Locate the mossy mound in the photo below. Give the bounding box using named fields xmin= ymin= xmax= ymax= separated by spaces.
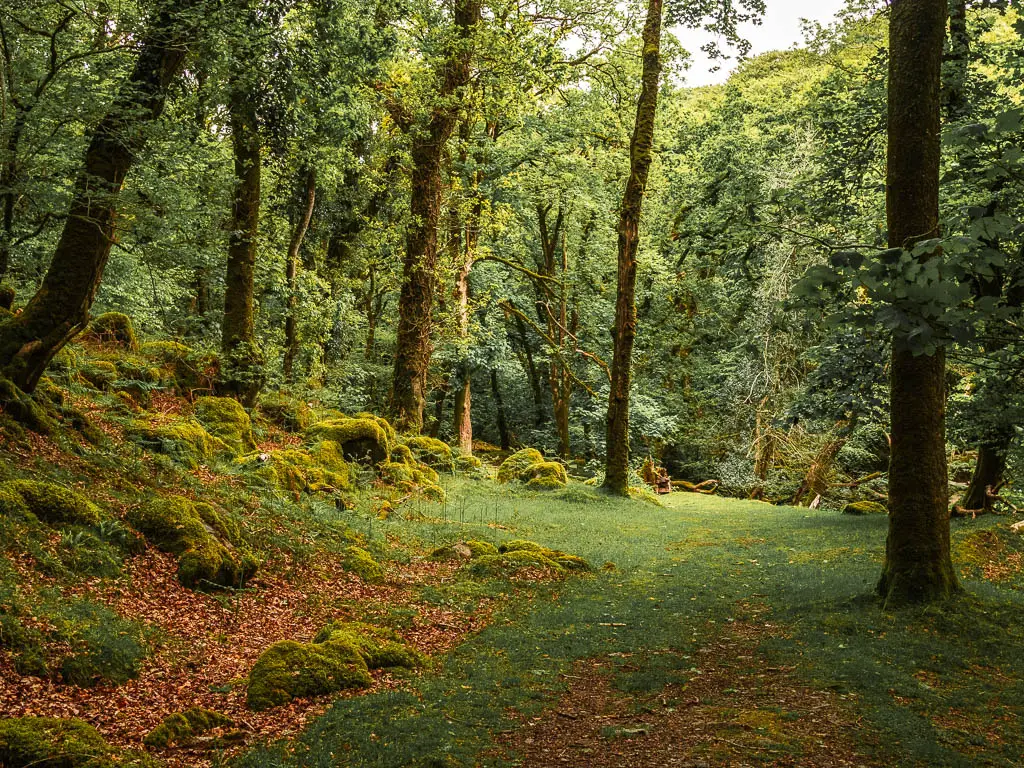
xmin=341 ymin=546 xmax=384 ymax=582
xmin=0 ymin=378 xmax=55 ymax=434
xmin=193 ymin=396 xmax=255 ymax=453
xmin=236 ymin=442 xmax=352 ymax=494
xmin=454 ymin=452 xmax=486 ymax=477
xmin=143 ymin=708 xmax=234 ymax=749
xmin=430 ymin=539 xmax=498 ymax=561
xmin=523 ymin=461 xmax=568 ymax=490
xmin=496 ymin=448 xmax=544 ymax=484
xmin=0 ymin=480 xmax=103 ymax=526
xmin=0 ymin=717 xmax=156 ymax=768
xmin=403 ymin=436 xmax=455 ymax=473
xmin=306 ymin=416 xmax=393 ymax=465
xmin=79 ymin=360 xmax=119 ymax=391
xmin=130 ymin=418 xmax=229 ymax=468
xmin=83 ymin=312 xmax=138 ymax=352
xmin=497 ymin=540 xmax=591 ymax=572
xmin=843 ymin=501 xmax=888 ymax=515
xmin=353 ymin=412 xmax=397 ymax=444
xmin=126 ymin=495 xmax=258 ymax=590
xmin=258 ymin=392 xmax=314 ymax=432
xmin=468 ymin=549 xmax=566 ymax=577
xmin=247 ymin=621 xmax=422 ymax=710
xmin=139 ymin=341 xmax=219 ymax=394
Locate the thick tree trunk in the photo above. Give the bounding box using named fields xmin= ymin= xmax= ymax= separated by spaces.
xmin=283 ymin=167 xmax=316 ymax=382
xmin=0 ymin=4 xmax=195 ymax=392
xmin=220 ymin=81 xmax=264 ymax=406
xmin=603 ymin=0 xmax=662 ymax=495
xmin=390 ymin=0 xmax=479 ymax=432
xmin=878 ymin=0 xmax=959 ymax=605
xmin=490 ymin=368 xmax=511 ymax=451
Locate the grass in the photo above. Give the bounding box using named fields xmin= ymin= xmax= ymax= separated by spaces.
xmin=235 ymin=480 xmax=1024 ymax=768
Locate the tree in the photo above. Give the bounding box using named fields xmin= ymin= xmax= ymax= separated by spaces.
xmin=877 ymin=0 xmax=959 ymax=605
xmin=0 ymin=0 xmax=199 ymax=392
xmin=603 ymin=0 xmax=663 ymax=495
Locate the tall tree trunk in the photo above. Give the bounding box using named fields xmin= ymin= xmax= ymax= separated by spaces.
xmin=0 ymin=113 xmax=26 ymax=281
xmin=878 ymin=0 xmax=959 ymax=605
xmin=943 ymin=0 xmax=970 ymax=122
xmin=603 ymin=0 xmax=662 ymax=495
xmin=490 ymin=368 xmax=510 ymax=451
xmin=960 ymin=443 xmax=1007 ymax=512
xmin=283 ymin=167 xmax=316 ymax=382
xmin=220 ymin=80 xmax=264 ymax=406
xmin=390 ymin=0 xmax=479 ymax=432
xmin=0 ymin=2 xmax=196 ymax=392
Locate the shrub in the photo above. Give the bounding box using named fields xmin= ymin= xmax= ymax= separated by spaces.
xmin=52 ymin=601 xmax=147 ymax=687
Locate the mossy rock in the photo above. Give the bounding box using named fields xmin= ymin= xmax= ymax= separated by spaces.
xmin=353 ymin=412 xmax=397 ymax=444
xmin=312 ymin=621 xmax=424 ymax=669
xmin=497 ymin=540 xmax=591 ymax=572
xmin=130 ymin=418 xmax=229 ymax=469
xmin=843 ymin=501 xmax=888 ymax=515
xmin=454 ymin=452 xmax=486 ymax=477
xmin=403 ymin=436 xmax=455 ymax=473
xmin=465 ymin=539 xmax=498 ymax=557
xmin=127 ymin=496 xmax=257 ymax=590
xmin=83 ymin=312 xmax=139 ymax=352
xmin=0 ymin=485 xmax=34 ymax=522
xmin=193 ymin=396 xmax=255 ymax=453
xmin=78 ymin=360 xmax=119 ymax=391
xmin=140 ymin=341 xmax=219 ymax=394
xmin=468 ymin=550 xmax=565 ymax=577
xmin=496 ymin=448 xmax=544 ymax=484
xmin=245 ymin=638 xmax=371 ymax=711
xmin=0 ymin=480 xmax=103 ymax=526
xmin=431 ymin=540 xmax=497 ymax=561
xmin=143 ymin=708 xmax=234 ymax=749
xmin=258 ymin=392 xmax=314 ymax=432
xmin=0 ymin=378 xmax=55 ymax=434
xmin=307 ymin=417 xmax=393 ymax=465
xmin=235 ymin=443 xmax=352 ymax=494
xmin=341 ymin=546 xmax=384 ymax=582
xmin=0 ymin=717 xmax=157 ymax=768
xmin=523 ymin=461 xmax=568 ymax=490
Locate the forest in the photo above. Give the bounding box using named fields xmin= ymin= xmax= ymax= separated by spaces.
xmin=0 ymin=0 xmax=1023 ymax=764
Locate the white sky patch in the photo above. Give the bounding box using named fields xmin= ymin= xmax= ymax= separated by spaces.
xmin=672 ymin=0 xmax=848 ymax=87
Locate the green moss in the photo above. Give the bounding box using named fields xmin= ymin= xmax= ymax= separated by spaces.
xmin=127 ymin=496 xmax=257 ymax=590
xmin=404 ymin=436 xmax=455 ymax=473
xmin=307 ymin=417 xmax=393 ymax=464
xmin=258 ymin=392 xmax=314 ymax=431
xmin=431 ymin=540 xmax=498 ymax=561
xmin=143 ymin=708 xmax=233 ymax=749
xmin=342 ymin=546 xmax=384 ymax=582
xmin=140 ymin=341 xmax=219 ymax=393
xmin=0 ymin=480 xmax=103 ymax=526
xmin=245 ymin=638 xmax=372 ymax=711
xmin=523 ymin=461 xmax=568 ymax=490
xmin=353 ymin=411 xmax=398 ymax=444
xmin=0 ymin=486 xmax=33 ymax=521
xmin=843 ymin=501 xmax=888 ymax=515
xmin=79 ymin=360 xmax=119 ymax=390
xmin=464 ymin=539 xmax=498 ymax=558
xmin=0 ymin=378 xmax=55 ymax=434
xmin=193 ymin=396 xmax=255 ymax=453
xmin=130 ymin=418 xmax=229 ymax=468
xmin=84 ymin=312 xmax=139 ymax=352
xmin=496 ymin=448 xmax=544 ymax=484
xmin=235 ymin=444 xmax=351 ymax=494
xmin=496 ymin=540 xmax=591 ymax=572
xmin=312 ymin=621 xmax=425 ymax=669
xmin=0 ymin=717 xmax=157 ymax=768
xmin=468 ymin=550 xmax=565 ymax=577
xmin=454 ymin=453 xmax=486 ymax=476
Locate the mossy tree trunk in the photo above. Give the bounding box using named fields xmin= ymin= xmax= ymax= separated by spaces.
xmin=220 ymin=77 xmax=264 ymax=406
xmin=877 ymin=0 xmax=959 ymax=606
xmin=283 ymin=167 xmax=317 ymax=383
xmin=0 ymin=2 xmax=197 ymax=392
xmin=390 ymin=0 xmax=479 ymax=432
xmin=490 ymin=368 xmax=511 ymax=451
xmin=603 ymin=0 xmax=662 ymax=496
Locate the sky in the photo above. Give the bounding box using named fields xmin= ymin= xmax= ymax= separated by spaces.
xmin=672 ymin=0 xmax=849 ymax=87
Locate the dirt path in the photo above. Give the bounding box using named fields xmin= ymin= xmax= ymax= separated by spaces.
xmin=502 ymin=602 xmax=879 ymax=767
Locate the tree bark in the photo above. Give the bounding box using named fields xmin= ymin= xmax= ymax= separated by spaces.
xmin=220 ymin=79 xmax=264 ymax=406
xmin=283 ymin=167 xmax=316 ymax=382
xmin=960 ymin=443 xmax=1007 ymax=512
xmin=878 ymin=0 xmax=959 ymax=605
xmin=0 ymin=2 xmax=196 ymax=392
xmin=490 ymin=368 xmax=511 ymax=450
xmin=942 ymin=0 xmax=970 ymax=122
xmin=390 ymin=0 xmax=479 ymax=432
xmin=603 ymin=0 xmax=662 ymax=495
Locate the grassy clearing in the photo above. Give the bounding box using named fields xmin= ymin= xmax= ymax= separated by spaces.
xmin=238 ymin=480 xmax=1024 ymax=768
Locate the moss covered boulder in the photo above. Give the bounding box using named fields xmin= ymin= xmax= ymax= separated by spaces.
xmin=79 ymin=360 xmax=119 ymax=391
xmin=496 ymin=448 xmax=544 ymax=483
xmin=193 ymin=396 xmax=255 ymax=453
xmin=341 ymin=546 xmax=384 ymax=582
xmin=127 ymin=496 xmax=258 ymax=589
xmin=431 ymin=539 xmax=498 ymax=561
xmin=0 ymin=378 xmax=55 ymax=434
xmin=130 ymin=418 xmax=229 ymax=468
xmin=0 ymin=480 xmax=103 ymax=526
xmin=140 ymin=341 xmax=219 ymax=393
xmin=306 ymin=416 xmax=393 ymax=464
xmin=143 ymin=708 xmax=235 ymax=749
xmin=496 ymin=449 xmax=567 ymax=489
xmin=469 ymin=539 xmax=591 ymax=578
xmin=258 ymin=392 xmax=314 ymax=432
xmin=843 ymin=500 xmax=888 ymax=515
xmin=246 ymin=622 xmax=422 ymax=710
xmin=0 ymin=717 xmax=156 ymax=768
xmin=83 ymin=312 xmax=139 ymax=351
xmin=403 ymin=436 xmax=455 ymax=473
xmin=236 ymin=442 xmax=352 ymax=494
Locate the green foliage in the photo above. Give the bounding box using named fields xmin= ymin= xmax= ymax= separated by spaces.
xmin=54 ymin=600 xmax=148 ymax=687
xmin=0 ymin=718 xmax=158 ymax=768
